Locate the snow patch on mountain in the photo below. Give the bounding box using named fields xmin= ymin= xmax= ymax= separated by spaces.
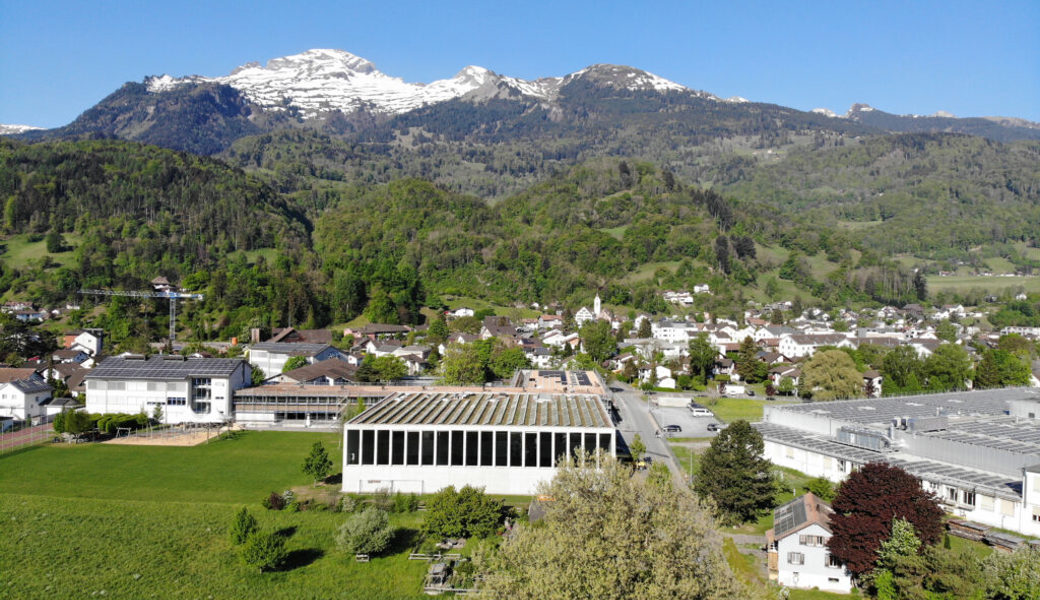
xmin=0 ymin=123 xmax=43 ymax=135
xmin=811 ymin=108 xmax=840 ymax=118
xmin=724 ymin=96 xmax=749 ymax=103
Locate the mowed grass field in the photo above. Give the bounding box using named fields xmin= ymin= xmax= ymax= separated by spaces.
xmin=927 ymin=275 xmax=1040 ymax=294
xmin=0 ymin=431 xmax=432 ymax=599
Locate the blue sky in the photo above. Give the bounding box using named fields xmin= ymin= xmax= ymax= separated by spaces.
xmin=2 ymin=0 xmax=1038 ymax=128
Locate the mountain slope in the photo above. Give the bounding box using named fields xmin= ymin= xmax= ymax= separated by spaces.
xmin=846 ymin=103 xmax=1040 ymax=143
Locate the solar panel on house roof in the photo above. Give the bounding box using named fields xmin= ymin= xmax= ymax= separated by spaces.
xmin=773 ymin=497 xmax=808 ymax=539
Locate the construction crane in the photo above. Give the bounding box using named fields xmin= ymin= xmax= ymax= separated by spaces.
xmin=78 ymin=288 xmax=204 ymax=343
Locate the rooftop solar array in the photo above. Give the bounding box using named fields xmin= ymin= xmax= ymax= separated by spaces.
xmin=771 ymin=388 xmax=1037 ymax=427
xmin=772 ymin=496 xmax=809 ymax=539
xmin=755 ymin=422 xmax=1023 ymax=500
xmin=87 ymin=356 xmax=247 ymax=380
xmin=349 ymin=392 xmax=613 ymax=429
xmin=923 ymin=416 xmax=1040 ymax=456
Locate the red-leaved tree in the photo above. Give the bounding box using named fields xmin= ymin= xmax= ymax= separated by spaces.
xmin=827 ymin=462 xmax=944 ymax=576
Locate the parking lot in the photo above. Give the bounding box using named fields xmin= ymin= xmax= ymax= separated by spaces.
xmin=649 ymin=406 xmax=721 ymax=438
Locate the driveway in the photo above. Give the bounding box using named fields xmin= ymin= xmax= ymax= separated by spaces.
xmin=608 ymin=382 xmax=683 ymax=479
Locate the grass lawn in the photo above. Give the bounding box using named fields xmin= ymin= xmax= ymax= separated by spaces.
xmin=621 ymin=260 xmax=682 ymax=284
xmin=0 ymin=431 xmax=447 ymax=599
xmin=0 ymin=232 xmax=82 ymax=270
xmin=927 ymin=275 xmax=1040 ymax=294
xmin=703 ymin=396 xmax=769 ymax=423
xmin=0 ymin=430 xmax=342 ymax=503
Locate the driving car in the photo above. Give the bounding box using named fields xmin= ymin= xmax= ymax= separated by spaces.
xmin=706 ymin=423 xmax=720 ymax=432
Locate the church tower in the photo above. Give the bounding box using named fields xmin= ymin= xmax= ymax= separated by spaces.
xmin=594 ymin=293 xmax=602 ymax=318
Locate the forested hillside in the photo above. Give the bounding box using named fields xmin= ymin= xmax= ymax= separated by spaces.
xmin=2 ymin=131 xmax=1034 ymax=347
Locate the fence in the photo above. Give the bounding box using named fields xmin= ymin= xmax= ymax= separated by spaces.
xmin=0 ymin=422 xmax=57 ymax=455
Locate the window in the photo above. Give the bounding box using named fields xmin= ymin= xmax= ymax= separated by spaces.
xmin=963 ymin=491 xmax=976 ymax=507
xmin=376 ymin=430 xmax=390 ymax=465
xmin=1032 ymin=506 xmax=1040 ymax=522
xmin=799 ymin=535 xmax=825 ymax=547
xmin=539 ymin=432 xmax=552 ymax=467
xmin=494 ymin=432 xmax=508 ymax=467
xmin=166 ymin=397 xmax=186 ymax=406
xmin=435 ymin=431 xmax=450 ymax=466
xmin=570 ymin=432 xmax=583 ymax=460
xmin=827 ymin=554 xmax=842 ymax=568
xmin=421 ymin=431 xmax=435 ymax=465
xmin=553 ymin=433 xmax=567 ymax=466
xmin=465 ymin=431 xmax=479 ymax=466
xmin=451 ymin=431 xmax=465 ymax=466
xmin=788 ymin=552 xmax=805 ymax=565
xmin=480 ymin=431 xmax=494 ymax=467
xmin=828 ymin=578 xmax=840 ymax=583
xmin=947 ymin=487 xmax=958 ymax=502
xmin=978 ymin=495 xmax=994 ymax=511
xmin=392 ymin=431 xmax=405 ymax=465
xmin=361 ymin=430 xmax=375 ymax=465
xmin=346 ymin=429 xmax=360 ymax=465
xmin=406 ymin=431 xmax=420 ymax=465
xmin=509 ymin=432 xmax=523 ymax=467
xmin=1001 ymin=499 xmax=1015 ymax=517
xmin=598 ymin=433 xmax=612 ymax=456
xmin=525 ymin=433 xmax=538 ymax=467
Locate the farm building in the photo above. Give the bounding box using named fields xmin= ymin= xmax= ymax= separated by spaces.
xmin=343 ymin=387 xmax=616 ymax=495
xmin=85 ymin=356 xmax=251 ymax=424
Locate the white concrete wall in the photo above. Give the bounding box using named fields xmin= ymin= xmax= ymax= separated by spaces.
xmin=85 ymin=367 xmax=247 ymax=424
xmin=343 ymin=464 xmax=560 ymax=495
xmin=776 ymin=523 xmax=852 ymax=593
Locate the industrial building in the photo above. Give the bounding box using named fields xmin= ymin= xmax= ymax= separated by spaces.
xmin=85 ymin=356 xmax=251 ymax=424
xmin=343 ymin=372 xmax=615 ymax=495
xmin=757 ymin=388 xmax=1040 ymax=538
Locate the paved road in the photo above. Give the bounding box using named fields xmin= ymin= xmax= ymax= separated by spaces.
xmin=609 ymin=382 xmax=684 ymax=479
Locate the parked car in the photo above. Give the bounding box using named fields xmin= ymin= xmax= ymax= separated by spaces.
xmin=663 ymin=424 xmax=682 ymax=433
xmin=746 ymin=390 xmax=756 ymax=397
xmin=706 ymin=423 xmax=720 ymax=432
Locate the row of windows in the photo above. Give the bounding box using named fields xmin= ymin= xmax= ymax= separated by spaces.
xmin=345 ymin=429 xmax=614 ymax=468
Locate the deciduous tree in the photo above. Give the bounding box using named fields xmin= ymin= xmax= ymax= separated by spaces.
xmin=478 ymin=455 xmax=749 ymax=600
xmin=800 ymin=349 xmax=863 ymax=401
xmin=336 ymin=508 xmax=395 ymax=555
xmin=827 ymin=463 xmax=943 ymax=576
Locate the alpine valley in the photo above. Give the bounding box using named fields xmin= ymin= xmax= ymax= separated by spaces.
xmin=2 ymin=48 xmax=1039 ymax=346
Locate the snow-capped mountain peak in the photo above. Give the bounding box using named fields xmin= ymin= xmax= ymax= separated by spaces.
xmin=140 ymin=49 xmax=697 ymax=118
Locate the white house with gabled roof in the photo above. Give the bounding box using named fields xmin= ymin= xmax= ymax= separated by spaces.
xmin=767 ymin=493 xmax=852 ymax=593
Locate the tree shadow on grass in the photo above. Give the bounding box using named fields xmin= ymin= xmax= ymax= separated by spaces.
xmin=280 ymin=548 xmax=324 ymax=571
xmin=274 ymin=526 xmax=297 ymax=538
xmin=323 ymin=472 xmax=342 ymax=485
xmin=387 ymin=527 xmax=423 ymax=555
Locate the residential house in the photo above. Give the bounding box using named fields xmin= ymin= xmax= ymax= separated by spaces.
xmin=248 ymin=342 xmax=348 ymax=379
xmin=480 ymin=316 xmax=517 ymax=342
xmin=270 ymin=358 xmax=359 ymax=385
xmin=0 ymin=370 xmax=53 ymax=423
xmin=766 ymin=493 xmax=852 ymax=593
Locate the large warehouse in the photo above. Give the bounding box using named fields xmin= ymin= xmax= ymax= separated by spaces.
xmin=342 ymin=387 xmax=616 ymax=495
xmin=85 ymin=356 xmax=252 ymax=424
xmin=757 ymin=388 xmax=1040 ymax=538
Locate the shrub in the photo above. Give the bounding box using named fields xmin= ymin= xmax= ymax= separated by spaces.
xmin=229 ymin=507 xmax=258 ymax=545
xmin=423 ymin=485 xmax=506 ymax=539
xmin=262 ymin=491 xmax=285 ymax=511
xmin=240 ymin=531 xmax=287 ymax=572
xmin=391 ymin=492 xmax=420 ymax=513
xmin=340 ymin=494 xmax=363 ymax=513
xmin=370 ymin=489 xmax=394 ymax=512
xmin=336 ymin=508 xmax=395 ymax=556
